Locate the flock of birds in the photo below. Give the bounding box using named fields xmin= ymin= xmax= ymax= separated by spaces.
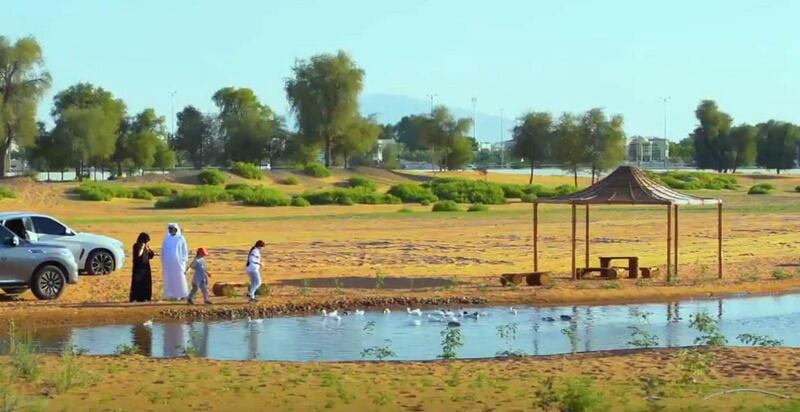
xmin=316 ymin=306 xmax=575 ymax=327
xmin=140 ymin=307 xmax=576 ymax=329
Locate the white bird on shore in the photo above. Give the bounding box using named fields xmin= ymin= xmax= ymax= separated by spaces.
xmin=383 ymin=308 xmax=391 ymax=315
xmin=464 ymin=312 xmax=480 ymax=320
xmin=247 ymin=317 xmax=263 ymax=324
xmin=407 ymin=307 xmax=423 ymax=316
xmin=143 ymin=320 xmax=153 ymax=327
xmin=355 ymin=309 xmax=365 ymax=316
xmin=427 ymin=314 xmax=444 ymax=323
xmin=322 ymin=309 xmax=339 ymax=318
xmin=411 ymin=319 xmax=422 ymax=326
xmin=509 ymin=307 xmax=518 ymax=315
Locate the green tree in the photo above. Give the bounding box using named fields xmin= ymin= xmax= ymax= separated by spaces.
xmin=418 ymin=106 xmax=473 ymax=171
xmin=580 ymin=108 xmax=625 ymax=183
xmin=173 ymin=105 xmax=213 ymax=169
xmin=381 ymin=142 xmax=401 ymax=169
xmin=394 ymin=115 xmax=427 ymax=152
xmin=727 ymin=124 xmax=758 ymax=173
xmin=153 ymin=139 xmax=177 ymax=172
xmin=669 ymin=137 xmax=694 ymax=164
xmin=756 ymin=121 xmax=800 ymax=174
xmin=553 ymin=113 xmax=588 ymax=186
xmin=212 ymin=87 xmax=278 ymax=164
xmin=0 ymin=36 xmax=51 ymax=178
xmin=512 ymin=111 xmax=553 ymax=184
xmin=285 ymin=50 xmax=364 ymax=167
xmin=690 ymin=100 xmax=733 ymax=172
xmin=335 ymin=115 xmax=381 ymax=168
xmin=51 ymin=83 xmax=126 ymax=179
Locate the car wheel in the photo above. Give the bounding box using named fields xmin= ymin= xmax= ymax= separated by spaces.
xmin=2 ymin=287 xmax=28 ymax=295
xmin=87 ymin=250 xmax=115 ymax=275
xmin=31 ymin=265 xmax=66 ymax=300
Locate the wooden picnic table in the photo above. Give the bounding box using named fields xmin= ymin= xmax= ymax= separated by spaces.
xmin=599 ymin=256 xmax=639 ymax=279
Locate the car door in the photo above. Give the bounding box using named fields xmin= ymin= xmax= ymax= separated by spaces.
xmin=1 ymin=218 xmax=36 ymax=241
xmin=0 ymin=226 xmax=29 ymax=283
xmin=30 ymin=216 xmax=82 ymax=261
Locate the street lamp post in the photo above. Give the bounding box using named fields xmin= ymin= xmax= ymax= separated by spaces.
xmin=499 ymin=108 xmax=504 ymax=169
xmin=471 ymin=97 xmax=477 ymax=140
xmin=663 ymin=96 xmax=670 ymax=168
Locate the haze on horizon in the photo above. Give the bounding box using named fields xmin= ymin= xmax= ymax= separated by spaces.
xmin=2 ymin=0 xmax=798 ymax=142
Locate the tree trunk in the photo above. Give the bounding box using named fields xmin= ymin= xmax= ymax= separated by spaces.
xmin=529 ymin=162 xmax=534 ymax=185
xmin=324 ymin=135 xmax=332 ymax=167
xmin=573 ymin=168 xmax=578 ymax=187
xmin=777 ymin=169 xmax=781 ymax=175
xmin=0 ymin=137 xmax=9 ymax=179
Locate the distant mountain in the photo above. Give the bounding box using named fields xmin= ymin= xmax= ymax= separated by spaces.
xmin=359 ymin=93 xmax=512 ymax=143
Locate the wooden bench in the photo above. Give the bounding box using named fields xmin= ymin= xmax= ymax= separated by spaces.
xmin=639 ymin=266 xmax=659 ymax=278
xmin=500 ymin=272 xmax=551 ymax=286
xmin=600 ymin=256 xmax=639 ymax=279
xmin=212 ymin=282 xmax=249 ymax=297
xmin=576 ymin=267 xmax=619 ymax=279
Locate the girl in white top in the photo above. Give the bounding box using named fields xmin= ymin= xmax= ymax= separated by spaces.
xmin=246 ymin=240 xmax=265 ymax=303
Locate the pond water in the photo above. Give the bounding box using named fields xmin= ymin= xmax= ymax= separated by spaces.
xmin=10 ymin=293 xmax=800 ymax=361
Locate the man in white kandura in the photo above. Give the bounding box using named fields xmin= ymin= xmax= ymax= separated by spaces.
xmin=161 ymin=223 xmax=189 ymax=300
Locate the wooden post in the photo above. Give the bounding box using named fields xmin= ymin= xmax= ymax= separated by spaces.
xmin=584 ymin=205 xmax=590 ymax=268
xmin=533 ymin=202 xmax=539 ymax=272
xmin=667 ymin=204 xmax=672 ymax=282
xmin=571 ymin=204 xmax=577 ymax=280
xmin=674 ymin=204 xmax=679 ymax=278
xmin=718 ymin=202 xmax=723 ymax=279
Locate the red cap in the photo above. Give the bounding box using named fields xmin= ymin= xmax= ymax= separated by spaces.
xmin=197 ymin=247 xmax=208 ymax=257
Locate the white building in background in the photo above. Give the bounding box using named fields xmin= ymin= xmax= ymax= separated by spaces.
xmin=627 ymin=136 xmax=669 ymax=164
xmin=372 ymin=138 xmax=396 ymax=163
xmin=477 ymin=141 xmax=493 ymax=151
xmin=490 ymin=140 xmax=513 ymax=152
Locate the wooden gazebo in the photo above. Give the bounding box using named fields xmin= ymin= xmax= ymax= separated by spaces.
xmin=533 ymin=166 xmax=723 ymax=281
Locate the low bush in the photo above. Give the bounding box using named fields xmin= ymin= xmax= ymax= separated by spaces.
xmin=131 ymin=189 xmax=154 ymax=200
xmin=198 ymin=169 xmax=225 ymax=185
xmin=467 ymin=203 xmax=489 ymax=212
xmin=748 ymin=183 xmax=774 ymax=195
xmin=521 ymin=193 xmax=537 ymax=203
xmin=301 ymin=189 xmax=353 ymax=205
xmin=155 ymin=186 xmax=231 ymax=209
xmin=387 ymin=183 xmax=438 ymax=203
xmin=432 ymin=200 xmax=461 ymax=212
xmin=500 ymin=184 xmax=525 ymax=199
xmin=383 ymin=194 xmax=402 ymax=204
xmin=0 ymin=185 xmax=17 ymax=199
xmin=301 ymin=187 xmax=399 ymax=205
xmin=75 ymin=182 xmax=134 ymax=201
xmin=346 ymin=176 xmax=377 ymax=191
xmin=141 ymin=185 xmax=175 ymax=197
xmin=230 ymin=162 xmax=263 ymax=180
xmin=795 ymin=185 xmax=800 ymax=193
xmin=428 ymin=178 xmax=505 ymax=204
xmin=291 ymin=196 xmax=310 ymax=207
xmin=224 ymin=183 xmax=252 ymax=191
xmin=280 ymin=175 xmax=300 ymax=185
xmin=649 ymin=171 xmax=738 ymax=190
xmin=397 ymin=207 xmax=413 ymax=213
xmin=420 ymin=199 xmax=431 ymax=206
xmin=303 ymin=163 xmax=331 ymax=178
xmin=241 ymin=187 xmax=291 ymax=207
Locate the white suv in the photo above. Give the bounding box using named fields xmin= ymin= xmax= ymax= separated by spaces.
xmin=0 ymin=212 xmax=125 ymax=275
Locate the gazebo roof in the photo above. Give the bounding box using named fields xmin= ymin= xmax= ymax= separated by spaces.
xmin=537 ymin=166 xmax=721 ymax=205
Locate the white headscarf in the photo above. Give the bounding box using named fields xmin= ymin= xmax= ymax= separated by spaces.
xmin=166 ymin=223 xmax=181 ymax=237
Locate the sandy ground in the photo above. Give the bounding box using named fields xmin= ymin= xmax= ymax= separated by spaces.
xmin=2 ymin=347 xmax=800 ymax=411
xmin=1 ymin=169 xmax=800 ymax=411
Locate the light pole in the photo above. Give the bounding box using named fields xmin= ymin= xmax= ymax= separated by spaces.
xmin=499 ymin=108 xmax=504 ymax=168
xmin=471 ymin=97 xmax=477 ymax=140
xmin=426 ymin=94 xmax=437 ymax=171
xmin=171 ymin=90 xmax=177 ymax=139
xmin=426 ymin=94 xmax=437 ymax=114
xmin=662 ymin=96 xmax=670 ymax=168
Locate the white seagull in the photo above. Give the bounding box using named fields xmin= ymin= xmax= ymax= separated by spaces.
xmin=407 ymin=307 xmax=423 ymax=316
xmin=509 ymin=307 xmax=518 ymax=315
xmin=247 ymin=316 xmax=263 ymax=324
xmin=322 ymin=309 xmax=339 ymax=318
xmin=355 ymin=309 xmax=365 ymax=316
xmin=142 ymin=319 xmax=153 ymax=327
xmin=383 ymin=308 xmax=391 ymax=315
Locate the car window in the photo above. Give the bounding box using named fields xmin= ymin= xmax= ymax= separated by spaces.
xmin=2 ymin=219 xmax=27 ymax=239
xmin=32 ymin=217 xmax=68 ymax=236
xmin=0 ymin=226 xmax=15 ymax=245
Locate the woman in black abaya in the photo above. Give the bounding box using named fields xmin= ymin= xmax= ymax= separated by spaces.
xmin=130 ymin=232 xmax=155 ymax=302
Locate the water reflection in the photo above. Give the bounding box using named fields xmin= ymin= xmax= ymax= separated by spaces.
xmin=10 ymin=293 xmax=800 ymax=362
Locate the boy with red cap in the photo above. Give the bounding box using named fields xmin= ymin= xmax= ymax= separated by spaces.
xmin=185 ymin=247 xmax=212 ymax=305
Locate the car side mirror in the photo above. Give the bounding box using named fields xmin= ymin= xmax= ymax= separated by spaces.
xmin=65 ymin=229 xmax=75 ymax=236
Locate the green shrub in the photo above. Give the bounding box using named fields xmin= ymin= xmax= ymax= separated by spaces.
xmin=131 ymin=189 xmax=154 ymax=200
xmin=753 ymin=182 xmax=775 ymax=190
xmin=155 ymin=186 xmax=231 ymax=209
xmin=554 ymin=184 xmax=578 ymax=196
xmin=198 ymin=169 xmax=225 ymax=185
xmin=141 ymin=185 xmax=175 ymax=197
xmin=467 ymin=203 xmax=489 ymax=212
xmin=651 ymin=171 xmax=739 ymax=191
xmin=383 ymin=194 xmax=402 ymax=204
xmin=748 ymin=184 xmax=773 ymax=195
xmin=280 ymin=175 xmax=300 ymax=185
xmin=387 ymin=183 xmax=438 ymax=203
xmin=432 ymin=200 xmax=461 ymax=212
xmin=0 ymin=185 xmax=17 ymax=199
xmin=303 ymin=163 xmax=331 ymax=178
xmin=291 ymin=196 xmax=310 ymax=207
xmin=521 ymin=193 xmax=538 ymax=203
xmin=230 ymin=162 xmax=263 ymax=180
xmin=241 ymin=187 xmax=291 ymax=207
xmin=795 ymin=185 xmax=800 ymax=193
xmin=224 ymin=183 xmax=252 ymax=191
xmin=429 ymin=178 xmax=505 ymax=204
xmin=301 ymin=187 xmax=401 ymax=205
xmin=346 ymin=176 xmax=377 ymax=191
xmin=301 ymin=189 xmax=353 ymax=205
xmin=420 ymin=199 xmax=431 ymax=206
xmin=397 ymin=207 xmax=413 ymax=213
xmin=558 ymin=378 xmax=606 ymax=412
xmin=500 ymin=184 xmax=525 ymax=198
xmin=74 ymin=184 xmax=112 ymax=201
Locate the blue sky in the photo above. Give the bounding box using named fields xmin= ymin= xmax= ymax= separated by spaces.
xmin=2 ymin=0 xmax=798 ymax=142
